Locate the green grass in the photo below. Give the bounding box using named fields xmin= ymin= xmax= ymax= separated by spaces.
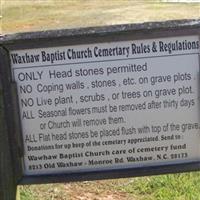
xmin=20 ymin=186 xmax=34 ymax=200
xmin=19 ymin=184 xmax=71 ymax=200
xmin=17 ymin=172 xmax=200 ymax=200
xmin=118 ymin=173 xmax=200 ymax=200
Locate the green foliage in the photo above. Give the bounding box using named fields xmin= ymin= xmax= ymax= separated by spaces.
xmin=19 ymin=173 xmax=200 ymax=199
xmin=118 ymin=172 xmax=200 ymax=200
xmin=20 ymin=186 xmax=34 ymax=200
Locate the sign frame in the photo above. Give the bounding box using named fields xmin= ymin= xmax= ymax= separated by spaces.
xmin=1 ymin=19 xmax=200 ymax=185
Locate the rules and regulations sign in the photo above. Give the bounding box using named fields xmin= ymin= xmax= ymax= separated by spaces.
xmin=10 ymin=34 xmax=200 ymax=176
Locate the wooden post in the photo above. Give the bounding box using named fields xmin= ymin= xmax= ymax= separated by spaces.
xmin=0 ymin=86 xmax=18 ymax=199
xmin=0 ymin=54 xmax=18 ymax=200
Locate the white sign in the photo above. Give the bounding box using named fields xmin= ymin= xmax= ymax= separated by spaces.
xmin=11 ymin=35 xmax=200 ymax=175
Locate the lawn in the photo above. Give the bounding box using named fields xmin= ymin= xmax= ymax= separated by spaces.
xmin=1 ymin=0 xmax=200 ymax=34
xmin=1 ymin=0 xmax=200 ymax=199
xmin=19 ymin=173 xmax=200 ymax=200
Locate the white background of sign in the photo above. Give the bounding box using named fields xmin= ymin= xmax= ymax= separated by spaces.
xmin=11 ymin=35 xmax=200 ymax=175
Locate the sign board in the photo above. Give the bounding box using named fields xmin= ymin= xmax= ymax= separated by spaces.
xmin=1 ymin=19 xmax=200 ymax=184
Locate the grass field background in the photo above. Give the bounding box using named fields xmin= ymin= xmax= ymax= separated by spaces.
xmin=1 ymin=0 xmax=200 ymax=199
xmin=19 ymin=173 xmax=200 ymax=200
xmin=2 ymin=0 xmax=200 ymax=34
